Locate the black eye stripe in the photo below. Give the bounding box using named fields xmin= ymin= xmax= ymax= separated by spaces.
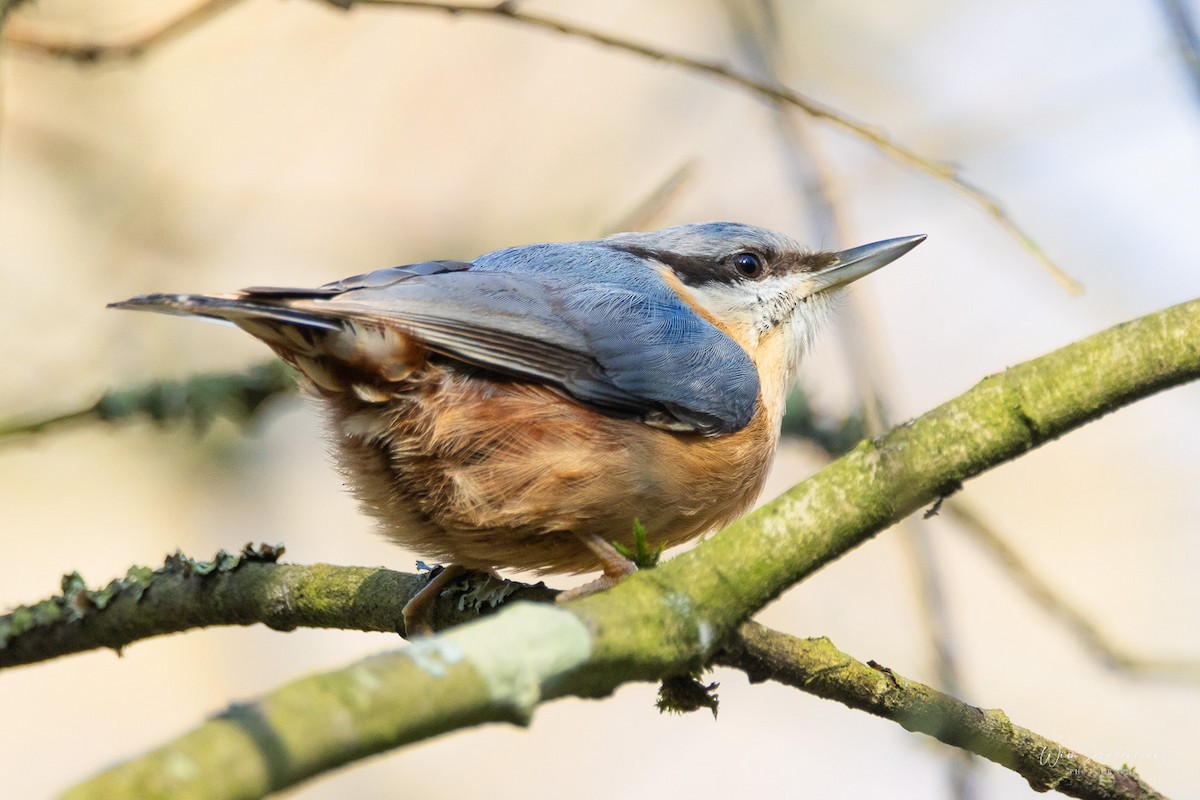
xmin=605 ymin=244 xmax=736 ymax=285
xmin=603 ymin=242 xmax=833 ymax=287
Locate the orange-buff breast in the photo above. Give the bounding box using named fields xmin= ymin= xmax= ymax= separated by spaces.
xmin=324 ymin=350 xmax=776 ymax=575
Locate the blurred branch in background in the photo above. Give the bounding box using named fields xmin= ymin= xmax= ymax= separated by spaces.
xmin=603 ymin=160 xmax=697 ymax=234
xmin=780 ymin=388 xmax=865 ymax=454
xmin=0 ymin=356 xmax=858 ymax=457
xmin=946 ymin=500 xmax=1200 ymax=684
xmin=1 ymin=0 xmax=1082 ymax=293
xmin=1158 ymin=0 xmax=1200 ymax=107
xmin=781 ymin=395 xmax=1200 ymax=690
xmin=724 ymin=4 xmax=977 ymax=795
xmin=721 ymin=0 xmax=845 ymax=245
xmin=0 ymin=361 xmax=296 ymax=446
xmin=0 ymin=0 xmax=31 ymax=26
xmin=1 ymin=0 xmax=242 ymax=61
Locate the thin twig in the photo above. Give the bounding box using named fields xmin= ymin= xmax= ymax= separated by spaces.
xmin=721 ymin=0 xmax=844 ymax=245
xmin=603 ymin=160 xmax=697 ymax=234
xmin=2 ymin=0 xmax=244 ymax=62
xmin=1158 ymin=0 xmax=1200 ymax=107
xmin=0 ymin=0 xmax=32 ymax=27
xmin=346 ymin=0 xmax=1082 ymax=294
xmin=5 ymin=0 xmax=1083 ymax=292
xmin=724 ymin=6 xmax=977 ymax=793
xmin=946 ymin=499 xmax=1200 ymax=684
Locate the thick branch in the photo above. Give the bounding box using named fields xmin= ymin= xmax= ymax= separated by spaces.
xmin=0 ymin=547 xmax=554 ymax=669
xmin=60 ymin=297 xmax=1200 ymax=797
xmin=716 ymin=623 xmax=1163 ymax=799
xmin=16 ymin=557 xmax=1168 ymax=800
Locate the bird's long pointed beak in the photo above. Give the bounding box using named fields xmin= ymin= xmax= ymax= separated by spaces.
xmin=810 ymin=234 xmax=926 ymax=293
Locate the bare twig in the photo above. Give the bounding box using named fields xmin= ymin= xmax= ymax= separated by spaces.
xmin=603 ymin=160 xmax=697 ymax=234
xmin=0 ymin=0 xmax=32 ymax=27
xmin=2 ymin=0 xmax=244 ymax=62
xmin=900 ymin=518 xmax=980 ymax=797
xmin=725 ymin=6 xmax=977 ymax=793
xmin=946 ymin=499 xmax=1200 ymax=684
xmin=344 ymin=0 xmax=1082 ymax=294
xmin=5 ymin=0 xmax=1082 ymax=291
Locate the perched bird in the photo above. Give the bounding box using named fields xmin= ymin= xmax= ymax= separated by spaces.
xmin=112 ymin=223 xmax=922 ymax=630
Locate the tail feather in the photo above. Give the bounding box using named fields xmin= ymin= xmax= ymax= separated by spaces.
xmin=108 ymin=293 xmax=342 ymax=331
xmin=110 ymin=292 xmax=421 ymax=396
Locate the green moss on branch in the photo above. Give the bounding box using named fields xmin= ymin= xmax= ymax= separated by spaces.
xmin=62 ymin=296 xmax=1200 ymax=798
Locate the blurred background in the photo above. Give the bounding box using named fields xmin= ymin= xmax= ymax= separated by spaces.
xmin=2 ymin=1 xmax=1199 ymax=797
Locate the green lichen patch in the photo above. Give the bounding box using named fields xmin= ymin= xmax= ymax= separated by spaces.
xmin=656 ymin=672 xmax=719 ymax=718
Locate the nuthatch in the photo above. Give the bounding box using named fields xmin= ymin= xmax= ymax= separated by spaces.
xmin=112 ymin=223 xmax=923 ymax=629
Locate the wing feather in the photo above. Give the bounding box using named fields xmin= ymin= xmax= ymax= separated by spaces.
xmin=301 ymin=266 xmax=759 ymax=433
xmin=117 ymin=252 xmax=761 ymax=434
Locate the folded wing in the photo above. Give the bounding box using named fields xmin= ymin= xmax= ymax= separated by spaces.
xmin=112 ymin=259 xmax=760 ymax=435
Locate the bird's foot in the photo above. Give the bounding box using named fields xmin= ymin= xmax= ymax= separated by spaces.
xmin=557 ymin=529 xmax=643 ymax=602
xmin=402 ymin=563 xmax=467 ymax=637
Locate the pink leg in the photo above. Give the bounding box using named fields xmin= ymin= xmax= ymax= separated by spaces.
xmin=557 ymin=533 xmax=637 ymax=602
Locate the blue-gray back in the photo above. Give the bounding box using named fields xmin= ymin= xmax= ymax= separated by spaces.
xmin=300 ymin=241 xmax=760 ymax=434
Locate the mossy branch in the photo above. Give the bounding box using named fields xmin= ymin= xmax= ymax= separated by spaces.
xmin=0 ymin=547 xmax=554 ymax=669
xmin=715 ymin=624 xmax=1163 ymax=799
xmin=18 ymin=555 xmax=1166 ymax=799
xmin=55 ymin=297 xmax=1200 ymax=798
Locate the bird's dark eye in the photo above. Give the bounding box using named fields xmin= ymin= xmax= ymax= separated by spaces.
xmin=731 ymin=252 xmax=764 ymax=279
